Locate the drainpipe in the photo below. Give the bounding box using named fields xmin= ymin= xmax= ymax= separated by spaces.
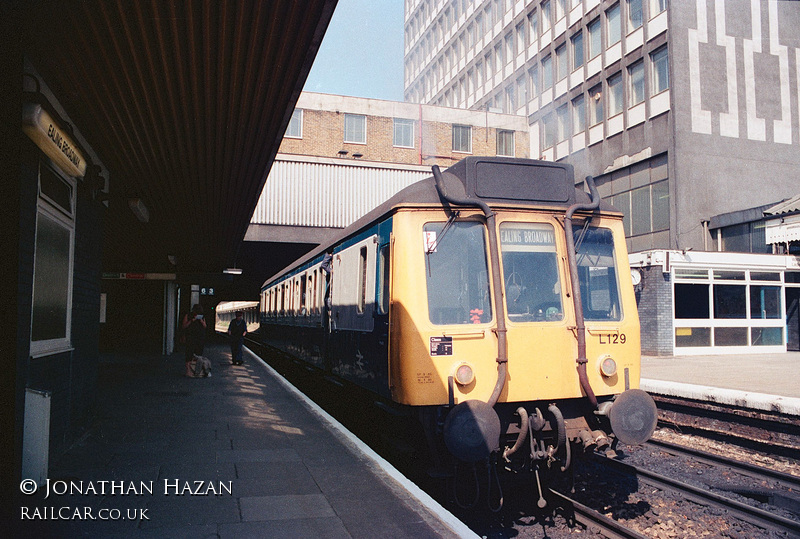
xmin=564 ymin=176 xmax=601 ymax=409
xmin=432 ymin=165 xmax=508 ymax=407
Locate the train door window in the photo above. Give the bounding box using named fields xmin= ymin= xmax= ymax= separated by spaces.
xmin=309 ymin=271 xmax=316 ymax=314
xmin=300 ymin=274 xmax=307 ymax=315
xmin=377 ymin=244 xmax=390 ymax=315
xmin=573 ymin=225 xmax=622 ymax=321
xmin=500 ymin=223 xmax=563 ymax=322
xmin=31 ymin=162 xmax=75 ymax=356
xmin=424 ymin=221 xmax=492 ymax=325
xmin=358 ymin=247 xmax=368 ymax=314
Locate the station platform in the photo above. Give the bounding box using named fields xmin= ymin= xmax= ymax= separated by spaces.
xmin=20 ymin=343 xmax=474 ymax=538
xmin=641 ymin=351 xmax=800 ymax=416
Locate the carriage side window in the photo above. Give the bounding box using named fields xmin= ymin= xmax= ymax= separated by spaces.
xmin=377 ymin=244 xmax=390 ymax=315
xmin=500 ymin=223 xmax=563 ymax=322
xmin=424 ymin=221 xmax=492 ymax=325
xmin=573 ymin=225 xmax=622 ymax=321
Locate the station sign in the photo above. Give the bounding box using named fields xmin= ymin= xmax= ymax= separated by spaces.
xmin=22 ymin=103 xmax=87 ymax=178
xmin=102 ymin=273 xmax=176 ymax=280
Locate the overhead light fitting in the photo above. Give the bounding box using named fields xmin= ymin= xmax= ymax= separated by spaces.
xmin=223 ymin=268 xmax=243 ymax=275
xmin=128 ymin=198 xmax=149 ymax=223
xmin=337 ymin=150 xmax=348 ymax=157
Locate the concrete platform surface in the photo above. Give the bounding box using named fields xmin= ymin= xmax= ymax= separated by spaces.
xmin=15 ymin=343 xmax=474 ymax=538
xmin=641 ymin=351 xmax=800 ymax=415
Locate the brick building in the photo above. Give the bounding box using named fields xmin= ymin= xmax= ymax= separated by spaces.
xmin=277 ymin=92 xmax=530 ymax=166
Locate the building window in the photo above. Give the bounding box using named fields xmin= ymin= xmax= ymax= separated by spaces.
xmin=453 ymin=124 xmax=472 ymax=153
xmin=652 ymin=0 xmax=668 ymax=14
xmin=611 ymin=180 xmax=670 ymax=237
xmin=607 ymin=4 xmax=621 ymax=45
xmin=541 ymin=0 xmax=552 ymax=34
xmin=573 ymin=94 xmax=586 ymax=133
xmin=528 ymin=9 xmax=538 ymax=41
xmin=588 ymin=18 xmax=602 ymax=59
xmin=673 ymin=269 xmax=785 ymax=349
xmin=572 ymin=31 xmax=584 ymax=70
xmin=497 ymin=130 xmax=515 ymax=156
xmin=542 ymin=55 xmax=553 ymax=89
xmin=628 ymin=0 xmax=643 ymax=31
xmin=629 ymin=61 xmax=645 ymax=106
xmin=517 ymin=76 xmax=527 ymax=106
xmin=344 ymin=113 xmax=366 ymax=143
xmin=589 ymin=85 xmax=604 ymax=125
xmin=31 ymin=163 xmax=75 ymax=356
xmin=556 ymin=44 xmax=568 ymax=81
xmin=516 ymin=23 xmax=525 ymax=54
xmin=529 ymin=65 xmax=539 ymax=97
xmin=542 ymin=113 xmax=556 ymax=149
xmin=286 ymin=108 xmax=303 ymax=138
xmin=393 ymin=118 xmax=415 ymax=148
xmin=719 ymin=222 xmax=770 ymax=253
xmin=505 ymin=33 xmax=514 ymax=65
xmin=555 ymin=0 xmax=566 ymax=21
xmin=651 ymin=46 xmax=669 ymax=94
xmin=505 ymin=85 xmax=515 ymax=113
xmin=557 ymin=105 xmax=570 ymax=142
xmin=608 ymin=72 xmax=623 ymax=116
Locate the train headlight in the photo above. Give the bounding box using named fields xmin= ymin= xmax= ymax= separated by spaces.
xmin=598 ymin=355 xmax=617 ymax=378
xmin=453 ymin=362 xmax=475 ymax=386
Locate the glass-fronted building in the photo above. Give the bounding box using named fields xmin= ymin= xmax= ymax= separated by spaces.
xmin=630 ymin=250 xmax=800 ymax=355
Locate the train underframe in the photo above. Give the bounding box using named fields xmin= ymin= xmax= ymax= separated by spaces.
xmin=416 ymin=391 xmax=655 ymax=510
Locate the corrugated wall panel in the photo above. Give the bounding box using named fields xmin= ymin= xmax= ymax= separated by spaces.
xmin=252 ymin=159 xmax=430 ymax=228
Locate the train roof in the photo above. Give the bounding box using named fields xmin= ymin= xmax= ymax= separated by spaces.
xmin=262 ymin=157 xmax=621 ymax=288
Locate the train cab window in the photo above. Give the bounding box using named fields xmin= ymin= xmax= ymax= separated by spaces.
xmin=573 ymin=225 xmax=622 ymax=321
xmin=500 ymin=223 xmax=563 ymax=322
xmin=424 ymin=221 xmax=492 ymax=325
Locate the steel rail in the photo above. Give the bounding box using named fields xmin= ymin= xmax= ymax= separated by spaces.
xmin=548 ymin=488 xmax=648 ymax=539
xmin=645 ymin=438 xmax=800 ymax=491
xmin=595 ymin=454 xmax=800 ymax=536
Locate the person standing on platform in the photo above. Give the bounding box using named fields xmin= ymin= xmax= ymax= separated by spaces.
xmin=227 ymin=310 xmax=247 ymax=365
xmin=182 ymin=304 xmax=207 ymax=377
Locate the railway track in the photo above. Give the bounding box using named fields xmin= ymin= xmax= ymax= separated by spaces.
xmin=652 ymin=394 xmax=800 ymax=459
xmin=645 ymin=438 xmax=800 ymax=491
xmin=594 ymin=452 xmax=800 ymax=537
xmin=548 ymin=489 xmax=648 ymax=539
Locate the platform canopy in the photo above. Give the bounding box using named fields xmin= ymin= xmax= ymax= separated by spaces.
xmin=18 ymin=0 xmax=337 ymax=278
xmin=765 ymin=194 xmax=800 ymax=245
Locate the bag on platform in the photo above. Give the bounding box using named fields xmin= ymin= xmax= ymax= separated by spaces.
xmin=192 ymin=354 xmax=211 ymax=377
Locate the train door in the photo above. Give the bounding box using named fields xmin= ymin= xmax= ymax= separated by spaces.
xmin=499 ymin=220 xmax=578 ymax=401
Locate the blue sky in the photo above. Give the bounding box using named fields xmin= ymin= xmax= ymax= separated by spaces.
xmin=303 ymin=0 xmax=405 ymax=101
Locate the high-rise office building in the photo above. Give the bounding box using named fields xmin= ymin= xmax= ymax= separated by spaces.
xmin=404 ymin=0 xmax=800 ymax=254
